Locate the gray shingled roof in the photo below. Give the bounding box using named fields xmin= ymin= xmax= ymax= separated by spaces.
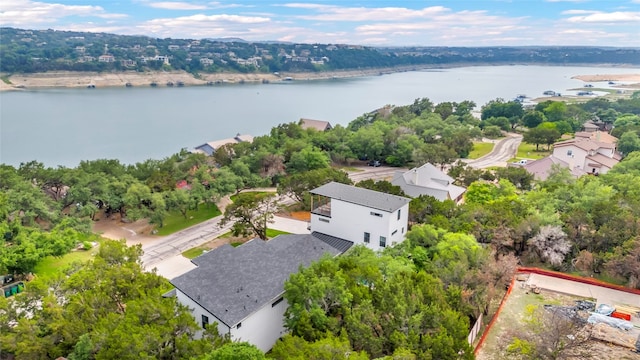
xmin=170 ymin=233 xmax=352 ymax=327
xmin=310 ymin=182 xmax=410 ymax=213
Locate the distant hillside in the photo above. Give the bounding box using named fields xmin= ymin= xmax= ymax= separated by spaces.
xmin=1 ymin=27 xmax=639 ymax=74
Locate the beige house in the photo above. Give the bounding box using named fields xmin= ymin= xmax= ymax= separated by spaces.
xmin=299 ymin=118 xmax=332 ymax=131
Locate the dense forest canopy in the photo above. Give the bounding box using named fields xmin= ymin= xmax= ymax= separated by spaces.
xmin=1 ymin=27 xmax=640 ymax=74
xmin=2 ymin=93 xmax=640 ymax=358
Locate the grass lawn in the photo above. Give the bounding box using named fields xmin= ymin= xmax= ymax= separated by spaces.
xmin=156 ymin=204 xmax=221 ymax=236
xmin=229 ymin=191 xmax=271 ymax=202
xmin=34 ymin=247 xmax=98 ymax=278
xmin=468 ymin=141 xmax=496 ymax=159
xmin=514 ymin=142 xmax=551 ymax=161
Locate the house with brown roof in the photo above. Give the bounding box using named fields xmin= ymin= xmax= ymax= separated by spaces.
xmin=574 ymin=130 xmax=618 ymax=145
xmin=552 ymin=136 xmax=620 ymax=175
xmin=523 ymin=156 xmax=586 ymax=181
xmin=299 ymin=118 xmax=332 ymax=131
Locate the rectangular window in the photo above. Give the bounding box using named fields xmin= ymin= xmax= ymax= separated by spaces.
xmin=201 ymin=314 xmax=209 ymax=329
xmin=272 ymin=297 xmax=284 ymax=307
xmin=402 ymin=227 xmax=405 ymax=234
xmin=397 ymin=209 xmax=401 ymax=220
xmin=237 ymin=322 xmax=242 ymax=329
xmin=319 ymin=217 xmax=330 ymax=223
xmin=392 ymin=229 xmax=398 ymax=235
xmin=379 ymin=236 xmax=386 ymax=248
xmin=364 ymin=232 xmax=370 ymax=243
xmin=370 ymin=211 xmax=382 ymax=217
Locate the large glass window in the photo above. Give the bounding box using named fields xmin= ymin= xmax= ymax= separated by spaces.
xmin=364 ymin=232 xmax=370 ymax=243
xmin=380 ymin=236 xmax=386 ymax=248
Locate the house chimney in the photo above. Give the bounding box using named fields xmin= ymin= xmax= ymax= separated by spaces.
xmin=412 ymin=169 xmax=418 ymax=184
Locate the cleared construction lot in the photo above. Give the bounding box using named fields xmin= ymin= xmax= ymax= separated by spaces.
xmin=476 ymin=271 xmax=640 ymax=360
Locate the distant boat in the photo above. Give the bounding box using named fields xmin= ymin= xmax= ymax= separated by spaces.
xmin=177 ymin=81 xmax=184 ymax=87
xmin=125 ymin=82 xmax=133 ymax=87
xmin=608 ymin=81 xmax=615 ymax=85
xmin=283 ymin=77 xmax=293 ymax=81
xmin=150 ymin=82 xmax=158 ymax=87
xmin=87 ymin=84 xmax=95 ymax=89
xmin=206 ymin=81 xmax=214 ymax=86
xmin=585 ymin=84 xmax=594 ymax=88
xmin=543 ymin=90 xmax=556 ymax=95
xmin=166 ymin=81 xmax=174 ymax=87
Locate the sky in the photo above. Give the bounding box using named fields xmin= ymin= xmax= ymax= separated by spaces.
xmin=1 ymin=0 xmax=639 ymax=47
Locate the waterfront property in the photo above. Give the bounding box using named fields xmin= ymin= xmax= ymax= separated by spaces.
xmin=299 ymin=118 xmax=332 ymax=131
xmin=169 ymin=233 xmax=352 ymax=352
xmin=522 ymin=130 xmax=620 ymax=179
xmin=193 ymin=134 xmax=254 ymax=156
xmin=309 ymin=182 xmax=410 ymax=251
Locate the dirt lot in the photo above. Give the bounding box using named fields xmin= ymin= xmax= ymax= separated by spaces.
xmin=476 ymin=274 xmax=640 ymax=360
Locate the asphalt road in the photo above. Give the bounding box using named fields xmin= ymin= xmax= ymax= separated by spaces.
xmin=464 ymin=134 xmax=523 ymax=169
xmin=141 ymin=215 xmax=232 ymax=268
xmin=143 ymin=137 xmax=520 ymax=271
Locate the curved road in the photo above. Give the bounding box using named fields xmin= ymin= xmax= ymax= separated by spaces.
xmin=464 ymin=134 xmax=523 ymax=169
xmin=142 ymin=137 xmax=522 ymax=271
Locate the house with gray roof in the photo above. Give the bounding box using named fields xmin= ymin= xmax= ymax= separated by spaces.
xmin=170 ymin=232 xmax=352 ymax=352
xmin=309 ymin=182 xmax=410 ymax=251
xmin=193 ymin=133 xmax=254 ymax=156
xmin=391 ymin=163 xmax=466 ymax=203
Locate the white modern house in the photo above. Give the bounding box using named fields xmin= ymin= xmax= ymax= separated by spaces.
xmin=552 ymin=137 xmax=620 ymax=175
xmin=391 ymin=163 xmax=466 ymax=203
xmin=170 ymin=233 xmax=352 ymax=352
xmin=309 ymin=182 xmax=410 ymax=251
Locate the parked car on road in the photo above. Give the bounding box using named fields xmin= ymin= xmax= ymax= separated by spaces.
xmin=368 ymin=160 xmax=381 ymax=167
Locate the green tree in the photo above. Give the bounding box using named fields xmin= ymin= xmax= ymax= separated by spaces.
xmin=523 ymin=126 xmax=561 ymax=150
xmin=286 ymin=146 xmax=330 ymax=174
xmin=219 ymin=192 xmax=279 ymax=240
xmin=617 ymin=131 xmax=640 ymax=156
xmin=522 ymin=110 xmax=546 ymax=128
xmin=202 ymin=342 xmax=265 ymax=360
xmin=278 ymin=168 xmax=352 ymax=204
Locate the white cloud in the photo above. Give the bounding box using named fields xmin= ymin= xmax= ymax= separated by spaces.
xmin=0 ymin=0 xmax=126 ymax=26
xmin=290 ymin=5 xmax=450 ymax=22
xmin=566 ymin=11 xmax=640 ymax=23
xmin=561 ymin=9 xmax=598 ymax=15
xmin=134 ymin=13 xmax=273 ymax=38
xmin=147 ymin=2 xmax=208 ymax=10
xmin=207 ymin=2 xmax=254 ymax=9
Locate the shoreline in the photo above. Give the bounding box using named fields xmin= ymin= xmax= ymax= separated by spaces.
xmin=2 ymin=64 xmax=639 ymax=92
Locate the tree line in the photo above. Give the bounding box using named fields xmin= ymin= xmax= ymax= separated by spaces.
xmin=3 ymin=27 xmax=640 ymax=74
xmin=2 ymin=93 xmax=640 ymax=358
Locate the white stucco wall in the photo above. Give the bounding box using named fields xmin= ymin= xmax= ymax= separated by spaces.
xmin=229 ymin=295 xmax=289 ymax=352
xmin=553 ymin=145 xmax=588 ymax=170
xmin=311 ymin=199 xmax=408 ymax=251
xmin=177 ymin=289 xmax=289 ymax=352
xmin=175 ymin=289 xmax=230 ymax=338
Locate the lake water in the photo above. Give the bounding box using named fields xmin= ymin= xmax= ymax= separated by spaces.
xmin=1 ymin=65 xmax=638 ymax=168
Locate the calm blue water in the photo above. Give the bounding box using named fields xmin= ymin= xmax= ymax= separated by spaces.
xmin=1 ymin=65 xmax=638 ymax=167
